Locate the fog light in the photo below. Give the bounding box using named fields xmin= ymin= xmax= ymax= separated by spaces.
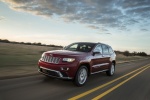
xmin=61 ymin=67 xmax=69 ymax=71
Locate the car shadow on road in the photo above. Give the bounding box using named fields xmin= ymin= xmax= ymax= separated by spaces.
xmin=39 ymin=72 xmax=115 ymax=88
xmin=41 ymin=76 xmax=75 ymax=87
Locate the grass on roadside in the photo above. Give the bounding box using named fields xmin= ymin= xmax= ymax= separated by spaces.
xmin=116 ymin=54 xmax=146 ymax=63
xmin=0 ymin=42 xmax=61 ymax=68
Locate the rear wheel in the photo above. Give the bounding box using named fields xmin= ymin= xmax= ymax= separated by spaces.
xmin=74 ymin=66 xmax=88 ymax=86
xmin=106 ymin=63 xmax=115 ymax=76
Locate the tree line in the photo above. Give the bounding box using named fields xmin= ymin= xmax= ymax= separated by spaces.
xmin=0 ymin=39 xmax=63 ymax=48
xmin=115 ymin=50 xmax=148 ymax=57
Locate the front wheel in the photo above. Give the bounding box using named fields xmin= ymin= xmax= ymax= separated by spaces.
xmin=74 ymin=66 xmax=88 ymax=87
xmin=106 ymin=63 xmax=115 ymax=76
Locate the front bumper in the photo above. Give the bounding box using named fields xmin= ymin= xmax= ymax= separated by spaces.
xmin=38 ymin=60 xmax=78 ymax=79
xmin=39 ymin=66 xmax=72 ymax=79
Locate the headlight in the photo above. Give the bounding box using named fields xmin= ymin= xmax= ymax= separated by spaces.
xmin=63 ymin=58 xmax=75 ymax=62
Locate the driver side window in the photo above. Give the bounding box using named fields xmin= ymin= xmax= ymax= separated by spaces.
xmin=94 ymin=44 xmax=102 ymax=54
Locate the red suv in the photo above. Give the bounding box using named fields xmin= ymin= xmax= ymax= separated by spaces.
xmin=38 ymin=42 xmax=116 ymax=86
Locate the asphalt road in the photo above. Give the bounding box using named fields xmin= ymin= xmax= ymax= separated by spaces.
xmin=0 ymin=59 xmax=150 ymax=100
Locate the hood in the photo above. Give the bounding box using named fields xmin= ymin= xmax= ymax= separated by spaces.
xmin=45 ymin=50 xmax=87 ymax=56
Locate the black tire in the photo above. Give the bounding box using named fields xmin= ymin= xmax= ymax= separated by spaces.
xmin=74 ymin=66 xmax=88 ymax=87
xmin=106 ymin=63 xmax=115 ymax=76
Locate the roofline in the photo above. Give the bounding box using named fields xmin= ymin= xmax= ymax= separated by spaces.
xmin=69 ymin=42 xmax=111 ymax=47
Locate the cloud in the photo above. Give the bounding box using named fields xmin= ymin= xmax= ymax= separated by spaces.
xmin=141 ymin=29 xmax=149 ymax=31
xmin=119 ymin=0 xmax=150 ymax=9
xmin=87 ymin=25 xmax=99 ymax=29
xmin=105 ymin=33 xmax=111 ymax=35
xmin=2 ymin=0 xmax=150 ymax=31
xmin=0 ymin=16 xmax=5 ymax=20
xmin=97 ymin=32 xmax=111 ymax=35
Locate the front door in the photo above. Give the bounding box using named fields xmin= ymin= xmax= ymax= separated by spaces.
xmin=91 ymin=44 xmax=110 ymax=73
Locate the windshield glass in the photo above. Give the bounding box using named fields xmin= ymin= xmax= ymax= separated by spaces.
xmin=65 ymin=43 xmax=96 ymax=52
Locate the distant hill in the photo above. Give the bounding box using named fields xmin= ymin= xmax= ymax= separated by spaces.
xmin=0 ymin=39 xmax=63 ymax=48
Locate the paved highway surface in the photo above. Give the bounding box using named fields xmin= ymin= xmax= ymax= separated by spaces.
xmin=0 ymin=59 xmax=150 ymax=100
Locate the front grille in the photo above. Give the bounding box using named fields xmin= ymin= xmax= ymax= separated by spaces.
xmin=41 ymin=55 xmax=60 ymax=64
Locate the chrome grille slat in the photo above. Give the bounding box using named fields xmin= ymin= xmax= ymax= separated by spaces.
xmin=49 ymin=56 xmax=52 ymax=62
xmin=44 ymin=56 xmax=46 ymax=61
xmin=51 ymin=57 xmax=55 ymax=63
xmin=47 ymin=56 xmax=49 ymax=62
xmin=41 ymin=55 xmax=60 ymax=64
xmin=52 ymin=57 xmax=54 ymax=63
xmin=53 ymin=57 xmax=56 ymax=63
xmin=43 ymin=56 xmax=45 ymax=61
xmin=48 ymin=57 xmax=50 ymax=62
xmin=54 ymin=57 xmax=57 ymax=64
xmin=55 ymin=59 xmax=58 ymax=63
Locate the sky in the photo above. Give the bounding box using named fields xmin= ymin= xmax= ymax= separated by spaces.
xmin=0 ymin=0 xmax=150 ymax=54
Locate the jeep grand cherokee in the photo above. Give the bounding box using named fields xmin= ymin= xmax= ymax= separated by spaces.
xmin=38 ymin=42 xmax=116 ymax=86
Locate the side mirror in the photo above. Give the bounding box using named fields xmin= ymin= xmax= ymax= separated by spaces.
xmin=93 ymin=51 xmax=101 ymax=56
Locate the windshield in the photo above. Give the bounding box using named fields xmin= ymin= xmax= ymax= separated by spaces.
xmin=65 ymin=43 xmax=96 ymax=52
